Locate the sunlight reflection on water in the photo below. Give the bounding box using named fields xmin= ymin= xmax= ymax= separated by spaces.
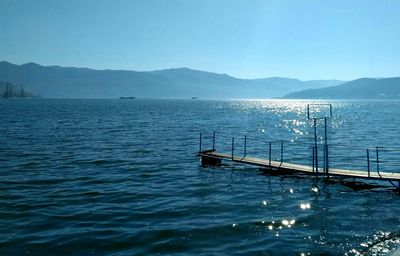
xmin=1 ymin=99 xmax=400 ymax=255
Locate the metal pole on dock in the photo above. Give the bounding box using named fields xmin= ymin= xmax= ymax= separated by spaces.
xmin=269 ymin=142 xmax=272 ymax=166
xmin=314 ymin=118 xmax=318 ymax=172
xmin=244 ymin=135 xmax=247 ymax=158
xmin=312 ymin=147 xmax=315 ymax=172
xmin=324 ymin=117 xmax=328 ymax=145
xmin=307 ymin=104 xmax=332 ymax=174
xmin=324 ymin=117 xmax=329 ymax=173
xmin=367 ymin=149 xmax=370 ymax=177
xmin=212 ymin=131 xmax=215 ymax=151
xmin=199 ymin=133 xmax=202 ymax=154
xmin=231 ymin=137 xmax=235 ymax=160
xmin=280 ymin=140 xmax=284 ymax=164
xmin=376 ymin=147 xmax=380 ymax=173
xmin=323 ymin=145 xmax=326 ymax=172
xmin=325 ymin=145 xmax=329 ymax=174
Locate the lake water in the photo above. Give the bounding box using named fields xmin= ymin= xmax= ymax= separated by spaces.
xmin=1 ymin=99 xmax=400 ymax=255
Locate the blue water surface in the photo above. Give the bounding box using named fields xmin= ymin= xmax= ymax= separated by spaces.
xmin=1 ymin=99 xmax=400 ymax=255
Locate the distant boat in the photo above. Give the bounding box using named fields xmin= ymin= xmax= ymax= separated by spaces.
xmin=191 ymin=97 xmax=198 ymax=100
xmin=119 ymin=97 xmax=136 ymax=99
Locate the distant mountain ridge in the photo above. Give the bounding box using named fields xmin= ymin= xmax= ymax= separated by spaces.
xmin=0 ymin=61 xmax=344 ymax=99
xmin=284 ymin=77 xmax=400 ymax=99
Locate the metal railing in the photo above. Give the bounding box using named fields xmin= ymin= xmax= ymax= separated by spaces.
xmin=198 ymin=131 xmax=400 ymax=179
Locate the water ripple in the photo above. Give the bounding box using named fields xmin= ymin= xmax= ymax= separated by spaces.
xmin=1 ymin=99 xmax=400 ymax=255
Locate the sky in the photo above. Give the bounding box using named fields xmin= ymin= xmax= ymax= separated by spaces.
xmin=1 ymin=0 xmax=400 ymax=80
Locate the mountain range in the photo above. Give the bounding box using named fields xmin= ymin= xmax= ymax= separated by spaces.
xmin=1 ymin=61 xmax=399 ymax=99
xmin=0 ymin=61 xmax=343 ymax=99
xmin=284 ymin=77 xmax=400 ymax=99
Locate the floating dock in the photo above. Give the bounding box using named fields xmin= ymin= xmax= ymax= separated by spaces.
xmin=199 ymin=150 xmax=400 ymax=184
xmin=197 ymin=104 xmax=400 ymax=188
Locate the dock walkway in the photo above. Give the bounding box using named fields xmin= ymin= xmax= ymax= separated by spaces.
xmin=199 ymin=150 xmax=400 ymax=183
xmin=197 ymin=104 xmax=400 ymax=188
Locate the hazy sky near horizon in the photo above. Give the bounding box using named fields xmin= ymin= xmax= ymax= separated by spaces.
xmin=1 ymin=0 xmax=399 ymax=80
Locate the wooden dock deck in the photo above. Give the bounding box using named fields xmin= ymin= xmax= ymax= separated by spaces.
xmin=199 ymin=150 xmax=400 ymax=183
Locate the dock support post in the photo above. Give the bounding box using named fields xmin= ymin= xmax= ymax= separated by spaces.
xmin=199 ymin=133 xmax=202 ymax=154
xmin=231 ymin=137 xmax=235 ymax=160
xmin=313 ymin=118 xmax=318 ymax=173
xmin=244 ymin=135 xmax=247 ymax=158
xmin=212 ymin=131 xmax=215 ymax=151
xmin=324 ymin=117 xmax=328 ymax=145
xmin=269 ymin=142 xmax=272 ymax=166
xmin=325 ymin=144 xmax=329 ymax=174
xmin=367 ymin=149 xmax=370 ymax=177
xmin=324 ymin=117 xmax=328 ymax=173
xmin=323 ymin=145 xmax=326 ymax=172
xmin=280 ymin=140 xmax=284 ymax=164
xmin=376 ymin=147 xmax=380 ymax=173
xmin=312 ymin=147 xmax=315 ymax=172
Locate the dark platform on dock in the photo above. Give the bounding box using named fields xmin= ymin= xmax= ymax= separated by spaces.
xmin=199 ymin=150 xmax=400 ymax=182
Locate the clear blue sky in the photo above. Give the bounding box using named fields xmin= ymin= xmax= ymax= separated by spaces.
xmin=1 ymin=0 xmax=399 ymax=80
